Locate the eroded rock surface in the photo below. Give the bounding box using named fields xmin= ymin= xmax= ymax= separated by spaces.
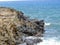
xmin=0 ymin=7 xmax=44 ymax=45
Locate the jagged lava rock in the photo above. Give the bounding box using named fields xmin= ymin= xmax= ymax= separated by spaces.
xmin=0 ymin=7 xmax=44 ymax=45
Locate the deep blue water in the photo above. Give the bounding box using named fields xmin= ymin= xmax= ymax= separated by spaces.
xmin=0 ymin=1 xmax=60 ymax=45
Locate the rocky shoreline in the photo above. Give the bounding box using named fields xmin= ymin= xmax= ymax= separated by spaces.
xmin=0 ymin=7 xmax=44 ymax=45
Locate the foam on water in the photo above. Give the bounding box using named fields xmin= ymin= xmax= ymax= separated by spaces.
xmin=43 ymin=22 xmax=60 ymax=45
xmin=37 ymin=37 xmax=60 ymax=45
xmin=45 ymin=23 xmax=51 ymax=26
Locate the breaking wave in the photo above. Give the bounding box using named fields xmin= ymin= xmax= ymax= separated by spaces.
xmin=45 ymin=23 xmax=51 ymax=26
xmin=37 ymin=37 xmax=60 ymax=45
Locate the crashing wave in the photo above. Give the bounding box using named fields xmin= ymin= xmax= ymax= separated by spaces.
xmin=37 ymin=37 xmax=60 ymax=45
xmin=45 ymin=23 xmax=51 ymax=26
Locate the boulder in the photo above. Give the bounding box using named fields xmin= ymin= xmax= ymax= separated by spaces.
xmin=0 ymin=7 xmax=44 ymax=45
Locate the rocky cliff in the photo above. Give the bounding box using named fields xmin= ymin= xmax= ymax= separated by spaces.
xmin=0 ymin=7 xmax=44 ymax=45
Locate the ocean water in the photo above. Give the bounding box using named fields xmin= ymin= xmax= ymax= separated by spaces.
xmin=0 ymin=1 xmax=60 ymax=45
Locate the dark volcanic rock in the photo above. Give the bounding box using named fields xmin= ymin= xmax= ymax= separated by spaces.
xmin=0 ymin=7 xmax=44 ymax=45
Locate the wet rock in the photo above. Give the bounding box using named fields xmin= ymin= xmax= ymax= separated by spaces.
xmin=0 ymin=7 xmax=44 ymax=45
xmin=20 ymin=36 xmax=42 ymax=45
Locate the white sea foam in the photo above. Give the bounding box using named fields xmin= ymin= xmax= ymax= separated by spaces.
xmin=19 ymin=37 xmax=60 ymax=45
xmin=25 ymin=36 xmax=42 ymax=39
xmin=37 ymin=37 xmax=60 ymax=45
xmin=45 ymin=23 xmax=51 ymax=26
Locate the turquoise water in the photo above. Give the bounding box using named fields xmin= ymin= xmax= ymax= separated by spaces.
xmin=0 ymin=1 xmax=60 ymax=45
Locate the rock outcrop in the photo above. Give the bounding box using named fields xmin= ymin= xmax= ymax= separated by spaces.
xmin=0 ymin=7 xmax=44 ymax=45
